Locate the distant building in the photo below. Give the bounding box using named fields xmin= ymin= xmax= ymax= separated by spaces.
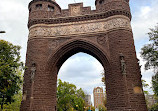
xmin=145 ymin=95 xmax=157 ymax=107
xmin=93 ymin=87 xmax=104 ymax=108
xmin=84 ymin=95 xmax=92 ymax=106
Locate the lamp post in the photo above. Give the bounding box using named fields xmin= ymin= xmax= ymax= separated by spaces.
xmin=76 ymin=105 xmax=78 ymax=111
xmin=0 ymin=31 xmax=5 ymax=40
xmin=84 ymin=106 xmax=86 ymax=111
xmin=0 ymin=31 xmax=6 ymax=33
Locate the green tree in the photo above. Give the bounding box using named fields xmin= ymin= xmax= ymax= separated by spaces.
xmin=0 ymin=40 xmax=23 ymax=110
xmin=3 ymin=70 xmax=23 ymax=111
xmin=101 ymin=71 xmax=105 ymax=86
xmin=90 ymin=105 xmax=95 ymax=111
xmin=140 ymin=24 xmax=158 ymax=97
xmin=142 ymin=79 xmax=149 ymax=95
xmin=140 ymin=25 xmax=158 ymax=72
xmin=101 ymin=71 xmax=107 ymax=107
xmin=3 ymin=91 xmax=22 ymax=111
xmin=98 ymin=104 xmax=107 ymax=111
xmin=152 ymin=73 xmax=158 ymax=97
xmin=57 ymin=79 xmax=85 ymax=111
xmin=150 ymin=103 xmax=158 ymax=111
xmin=142 ymin=79 xmax=151 ymax=109
xmin=84 ymin=105 xmax=95 ymax=111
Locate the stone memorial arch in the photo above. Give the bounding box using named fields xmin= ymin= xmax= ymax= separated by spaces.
xmin=21 ymin=0 xmax=147 ymax=110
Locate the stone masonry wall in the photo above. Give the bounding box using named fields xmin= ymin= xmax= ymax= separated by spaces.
xmin=21 ymin=0 xmax=148 ymax=111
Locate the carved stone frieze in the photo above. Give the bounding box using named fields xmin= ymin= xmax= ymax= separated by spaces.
xmin=29 ymin=16 xmax=131 ymax=39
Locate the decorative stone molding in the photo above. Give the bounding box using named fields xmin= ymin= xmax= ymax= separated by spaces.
xmin=49 ymin=40 xmax=59 ymax=49
xmin=70 ymin=5 xmax=81 ymax=16
xmin=97 ymin=35 xmax=108 ymax=45
xmin=29 ymin=16 xmax=131 ymax=39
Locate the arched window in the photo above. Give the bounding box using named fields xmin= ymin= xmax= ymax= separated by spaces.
xmin=29 ymin=8 xmax=32 ymax=12
xmin=99 ymin=0 xmax=104 ymax=4
xmin=48 ymin=5 xmax=54 ymax=11
xmin=97 ymin=89 xmax=100 ymax=93
xmin=36 ymin=4 xmax=42 ymax=10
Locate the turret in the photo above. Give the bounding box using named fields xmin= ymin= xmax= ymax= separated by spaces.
xmin=95 ymin=0 xmax=131 ymax=19
xmin=28 ymin=0 xmax=61 ymax=26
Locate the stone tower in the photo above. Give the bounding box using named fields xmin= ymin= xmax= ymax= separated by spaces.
xmin=93 ymin=87 xmax=104 ymax=109
xmin=21 ymin=0 xmax=148 ymax=110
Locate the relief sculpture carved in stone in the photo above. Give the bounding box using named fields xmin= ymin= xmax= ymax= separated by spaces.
xmin=29 ymin=17 xmax=131 ymax=39
xmin=71 ymin=6 xmax=81 ymax=16
xmin=49 ymin=40 xmax=59 ymax=49
xmin=120 ymin=53 xmax=126 ymax=75
xmin=22 ymin=90 xmax=27 ymax=101
xmin=31 ymin=62 xmax=36 ymax=82
xmin=97 ymin=34 xmax=108 ymax=45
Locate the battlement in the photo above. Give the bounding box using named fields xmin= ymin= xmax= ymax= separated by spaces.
xmin=28 ymin=0 xmax=131 ymax=28
xmin=60 ymin=3 xmax=94 ymax=17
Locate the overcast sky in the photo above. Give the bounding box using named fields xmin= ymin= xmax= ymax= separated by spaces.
xmin=0 ymin=0 xmax=158 ymax=104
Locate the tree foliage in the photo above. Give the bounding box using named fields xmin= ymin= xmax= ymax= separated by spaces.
xmin=142 ymin=79 xmax=149 ymax=95
xmin=140 ymin=25 xmax=158 ymax=72
xmin=3 ymin=91 xmax=22 ymax=111
xmin=0 ymin=40 xmax=23 ymax=109
xmin=84 ymin=104 xmax=95 ymax=111
xmin=91 ymin=106 xmax=95 ymax=111
xmin=152 ymin=73 xmax=158 ymax=96
xmin=100 ymin=71 xmax=107 ymax=109
xmin=101 ymin=71 xmax=105 ymax=86
xmin=141 ymin=24 xmax=158 ymax=97
xmin=3 ymin=70 xmax=23 ymax=111
xmin=57 ymin=79 xmax=85 ymax=111
xmin=149 ymin=103 xmax=158 ymax=111
xmin=98 ymin=104 xmax=107 ymax=111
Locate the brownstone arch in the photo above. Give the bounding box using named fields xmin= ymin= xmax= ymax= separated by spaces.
xmin=48 ymin=39 xmax=110 ymax=71
xmin=47 ymin=39 xmax=111 ymax=108
xmin=21 ymin=0 xmax=148 ymax=111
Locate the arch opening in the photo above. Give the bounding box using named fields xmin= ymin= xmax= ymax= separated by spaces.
xmin=57 ymin=52 xmax=106 ymax=109
xmin=48 ymin=40 xmax=111 ymax=72
xmin=48 ymin=40 xmax=110 ymax=110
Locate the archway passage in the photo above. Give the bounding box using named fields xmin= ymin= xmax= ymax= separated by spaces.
xmin=21 ymin=36 xmax=147 ymax=111
xmin=21 ymin=0 xmax=148 ymax=111
xmin=58 ymin=52 xmax=104 ymax=90
xmin=48 ymin=40 xmax=110 ymax=72
xmin=57 ymin=52 xmax=105 ymax=110
xmin=48 ymin=40 xmax=111 ymax=109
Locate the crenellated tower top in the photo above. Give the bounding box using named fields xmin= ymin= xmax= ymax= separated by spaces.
xmin=28 ymin=0 xmax=61 ymax=18
xmin=28 ymin=0 xmax=131 ymax=28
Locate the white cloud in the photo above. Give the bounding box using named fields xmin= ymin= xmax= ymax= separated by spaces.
xmin=137 ymin=53 xmax=154 ymax=94
xmin=58 ymin=53 xmax=104 ymax=105
xmin=131 ymin=1 xmax=158 ymax=41
xmin=131 ymin=0 xmax=158 ymax=94
xmin=58 ymin=53 xmax=104 ymax=94
xmin=0 ymin=0 xmax=29 ymax=61
xmin=56 ymin=0 xmax=95 ymax=9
